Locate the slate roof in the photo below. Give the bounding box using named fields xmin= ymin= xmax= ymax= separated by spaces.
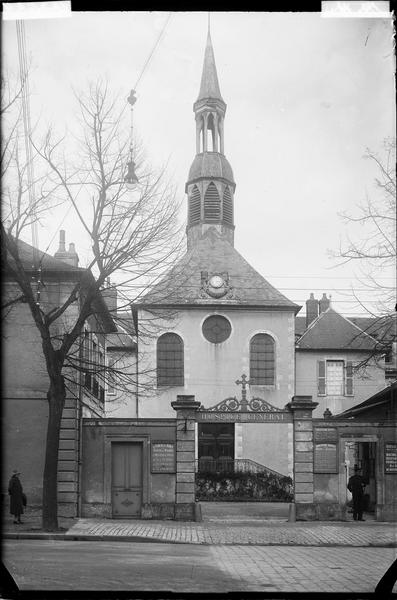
xmin=196 ymin=31 xmax=224 ymax=103
xmin=334 ymin=381 xmax=397 ymax=419
xmin=188 ymin=152 xmax=234 ymax=185
xmin=296 ymin=307 xmax=377 ymax=351
xmin=4 ymin=237 xmax=84 ymax=273
xmin=137 ymin=227 xmax=300 ymax=311
xmin=4 ymin=236 xmax=116 ymax=333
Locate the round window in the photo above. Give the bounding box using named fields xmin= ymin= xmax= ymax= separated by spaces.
xmin=202 ymin=315 xmax=231 ymax=344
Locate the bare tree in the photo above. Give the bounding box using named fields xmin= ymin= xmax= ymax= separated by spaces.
xmin=2 ymin=78 xmax=184 ymax=530
xmin=333 ymin=138 xmax=396 ymax=370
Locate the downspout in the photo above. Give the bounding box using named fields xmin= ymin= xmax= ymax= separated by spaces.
xmin=77 ymin=326 xmax=84 ymax=517
xmin=132 ymin=307 xmax=139 ymax=418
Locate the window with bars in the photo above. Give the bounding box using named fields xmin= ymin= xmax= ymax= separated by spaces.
xmin=157 ymin=333 xmax=184 ymax=387
xmin=189 ymin=185 xmax=201 ymax=226
xmin=204 ymin=182 xmax=220 ymax=221
xmin=222 ymin=187 xmax=233 ymax=226
xmin=249 ymin=334 xmax=275 ymax=385
xmin=318 ymin=360 xmax=354 ymax=396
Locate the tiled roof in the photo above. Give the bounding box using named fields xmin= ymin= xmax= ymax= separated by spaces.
xmin=138 ymin=227 xmax=300 ymax=310
xmin=296 ymin=307 xmax=377 ymax=351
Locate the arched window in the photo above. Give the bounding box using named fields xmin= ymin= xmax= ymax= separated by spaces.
xmin=222 ymin=187 xmax=233 ymax=226
xmin=250 ymin=334 xmax=275 ymax=385
xmin=188 ymin=186 xmax=201 ymax=226
xmin=204 ymin=182 xmax=220 ymax=222
xmin=157 ymin=333 xmax=184 ymax=387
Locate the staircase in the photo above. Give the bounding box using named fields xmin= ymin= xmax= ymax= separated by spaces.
xmin=195 ymin=458 xmax=293 ymax=502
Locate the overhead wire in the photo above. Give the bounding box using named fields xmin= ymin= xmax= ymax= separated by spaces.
xmin=16 ymin=19 xmax=42 ymax=306
xmin=47 ymin=12 xmax=173 ymax=257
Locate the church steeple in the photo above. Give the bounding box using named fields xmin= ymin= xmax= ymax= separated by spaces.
xmin=185 ymin=28 xmax=236 ymax=249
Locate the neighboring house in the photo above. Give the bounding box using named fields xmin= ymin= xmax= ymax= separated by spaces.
xmin=104 ymin=317 xmax=137 ymax=418
xmin=2 ymin=232 xmax=116 ymax=515
xmin=295 ymin=295 xmax=386 ymax=418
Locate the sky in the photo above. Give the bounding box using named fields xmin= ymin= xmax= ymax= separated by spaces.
xmin=2 ymin=10 xmax=395 ymax=317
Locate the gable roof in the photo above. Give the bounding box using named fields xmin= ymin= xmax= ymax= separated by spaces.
xmin=4 ymin=237 xmax=84 ymax=274
xmin=137 ymin=227 xmax=300 ymax=311
xmin=296 ymin=307 xmax=378 ymax=351
xmin=4 ymin=236 xmax=116 ymax=333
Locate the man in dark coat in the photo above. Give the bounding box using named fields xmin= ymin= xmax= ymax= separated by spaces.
xmin=347 ymin=464 xmax=366 ymax=521
xmin=8 ymin=470 xmax=24 ymax=524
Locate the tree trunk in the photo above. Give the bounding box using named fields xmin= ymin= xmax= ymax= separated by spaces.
xmin=42 ymin=375 xmax=66 ymax=531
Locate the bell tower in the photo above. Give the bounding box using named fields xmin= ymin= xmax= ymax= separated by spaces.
xmin=185 ymin=29 xmax=236 ymax=249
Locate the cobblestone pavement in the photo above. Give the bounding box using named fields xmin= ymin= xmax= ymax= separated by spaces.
xmin=3 ymin=539 xmax=396 ymax=593
xmin=64 ymin=517 xmax=397 ymax=546
xmin=210 ymin=545 xmax=397 ymax=593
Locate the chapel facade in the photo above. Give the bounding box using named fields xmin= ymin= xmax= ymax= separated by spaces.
xmin=135 ymin=31 xmax=300 ymax=478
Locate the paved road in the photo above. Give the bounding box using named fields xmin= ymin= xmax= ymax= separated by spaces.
xmin=3 ymin=540 xmax=396 ymax=593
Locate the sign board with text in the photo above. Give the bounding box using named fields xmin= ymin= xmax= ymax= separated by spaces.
xmin=385 ymin=443 xmax=397 ymax=473
xmin=197 ymin=411 xmax=292 ymax=423
xmin=151 ymin=442 xmax=176 ymax=473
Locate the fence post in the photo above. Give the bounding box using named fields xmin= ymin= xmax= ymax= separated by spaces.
xmin=287 ymin=395 xmax=318 ymax=520
xmin=171 ymin=394 xmax=201 ymax=521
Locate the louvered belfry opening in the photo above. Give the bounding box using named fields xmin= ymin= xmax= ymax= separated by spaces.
xmin=189 ymin=185 xmax=201 ymax=226
xmin=222 ymin=187 xmax=233 ymax=226
xmin=204 ymin=182 xmax=220 ymax=221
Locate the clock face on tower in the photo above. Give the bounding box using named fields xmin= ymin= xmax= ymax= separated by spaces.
xmin=209 ymin=275 xmax=224 ymax=289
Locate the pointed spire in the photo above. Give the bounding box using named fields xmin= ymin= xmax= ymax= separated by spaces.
xmin=197 ymin=30 xmax=224 ymax=103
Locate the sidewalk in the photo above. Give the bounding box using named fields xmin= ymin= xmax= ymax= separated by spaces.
xmin=3 ymin=505 xmax=397 ymax=546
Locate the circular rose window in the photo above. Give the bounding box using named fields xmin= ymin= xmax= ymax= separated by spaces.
xmin=202 ymin=315 xmax=231 ymax=343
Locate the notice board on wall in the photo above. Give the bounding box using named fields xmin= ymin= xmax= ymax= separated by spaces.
xmin=151 ymin=442 xmax=176 ymax=473
xmin=314 ymin=443 xmax=338 ymax=473
xmin=385 ymin=443 xmax=397 ymax=473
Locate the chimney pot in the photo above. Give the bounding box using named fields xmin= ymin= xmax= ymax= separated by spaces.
xmin=305 ymin=293 xmax=319 ymax=328
xmin=319 ymin=293 xmax=330 ymax=314
xmin=59 ymin=230 xmax=66 ymax=252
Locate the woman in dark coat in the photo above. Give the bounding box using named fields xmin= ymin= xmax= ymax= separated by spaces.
xmin=8 ymin=470 xmax=24 ymax=524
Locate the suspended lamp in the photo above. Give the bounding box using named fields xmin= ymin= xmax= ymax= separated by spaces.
xmin=124 ymin=89 xmax=139 ymax=189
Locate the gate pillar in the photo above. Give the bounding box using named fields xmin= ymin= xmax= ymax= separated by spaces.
xmin=287 ymin=395 xmax=318 ymax=520
xmin=171 ymin=394 xmax=201 ymax=521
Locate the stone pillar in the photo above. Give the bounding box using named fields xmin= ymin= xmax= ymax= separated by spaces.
xmin=171 ymin=394 xmax=201 ymax=521
xmin=287 ymin=395 xmax=318 ymax=520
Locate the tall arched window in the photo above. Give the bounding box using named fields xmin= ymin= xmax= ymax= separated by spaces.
xmin=250 ymin=334 xmax=275 ymax=385
xmin=157 ymin=333 xmax=184 ymax=387
xmin=188 ymin=185 xmax=201 ymax=226
xmin=204 ymin=182 xmax=220 ymax=222
xmin=222 ymin=187 xmax=233 ymax=226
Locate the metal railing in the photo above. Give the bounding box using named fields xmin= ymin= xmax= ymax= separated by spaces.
xmin=196 ymin=457 xmax=288 ymax=479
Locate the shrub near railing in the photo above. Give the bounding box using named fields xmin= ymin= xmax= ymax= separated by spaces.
xmin=195 ymin=469 xmax=293 ymax=502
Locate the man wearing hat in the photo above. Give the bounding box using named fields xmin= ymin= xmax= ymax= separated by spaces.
xmin=347 ymin=464 xmax=366 ymax=521
xmin=8 ymin=470 xmax=25 ymax=524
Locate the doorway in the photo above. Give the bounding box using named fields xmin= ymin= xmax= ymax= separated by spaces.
xmin=198 ymin=423 xmax=234 ymax=470
xmin=111 ymin=442 xmax=143 ymax=518
xmin=344 ymin=440 xmax=377 ymax=515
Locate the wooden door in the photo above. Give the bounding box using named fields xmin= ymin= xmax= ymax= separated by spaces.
xmin=112 ymin=442 xmax=142 ymax=518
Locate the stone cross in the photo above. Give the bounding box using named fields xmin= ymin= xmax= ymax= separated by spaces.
xmin=235 ymin=374 xmax=252 ymax=411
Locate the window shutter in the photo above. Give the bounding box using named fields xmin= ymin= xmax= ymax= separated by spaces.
xmin=318 ymin=360 xmax=326 ymax=395
xmin=345 ymin=361 xmax=354 ymax=396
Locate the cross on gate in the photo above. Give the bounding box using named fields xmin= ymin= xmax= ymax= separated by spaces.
xmin=235 ymin=374 xmax=252 ymax=411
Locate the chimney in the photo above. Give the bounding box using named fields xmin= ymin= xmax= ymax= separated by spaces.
xmin=54 ymin=230 xmax=79 ymax=267
xmin=306 ymin=293 xmax=319 ymax=328
xmin=101 ymin=278 xmax=117 ymax=314
xmin=319 ymin=293 xmax=330 ymax=314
